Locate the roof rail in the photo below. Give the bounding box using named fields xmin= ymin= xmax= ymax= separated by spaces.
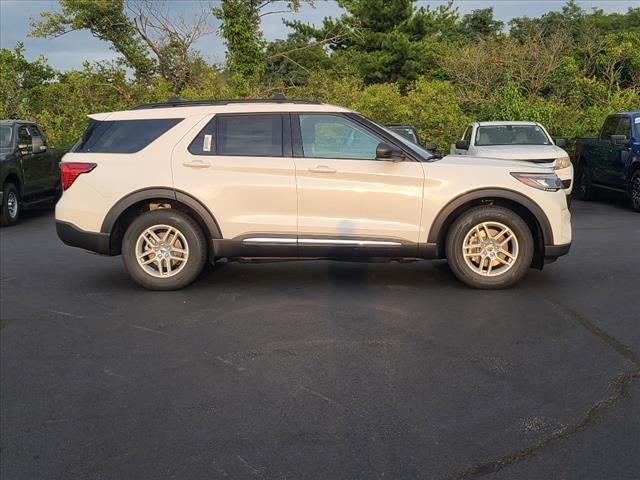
xmin=133 ymin=95 xmax=321 ymax=110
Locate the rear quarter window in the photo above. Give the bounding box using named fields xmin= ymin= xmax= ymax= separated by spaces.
xmin=73 ymin=118 xmax=182 ymax=154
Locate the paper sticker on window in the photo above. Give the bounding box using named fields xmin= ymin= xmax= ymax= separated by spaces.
xmin=203 ymin=134 xmax=212 ymax=152
xmin=635 ymin=117 xmax=640 ymax=124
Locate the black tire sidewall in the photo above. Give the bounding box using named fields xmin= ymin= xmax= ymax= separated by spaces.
xmin=445 ymin=206 xmax=534 ymax=289
xmin=121 ymin=209 xmax=207 ymax=290
xmin=1 ymin=183 xmax=20 ymax=226
xmin=630 ymin=171 xmax=640 ymax=213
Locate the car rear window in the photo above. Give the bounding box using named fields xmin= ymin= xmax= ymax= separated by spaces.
xmin=189 ymin=114 xmax=283 ymax=157
xmin=72 ymin=118 xmax=182 ymax=154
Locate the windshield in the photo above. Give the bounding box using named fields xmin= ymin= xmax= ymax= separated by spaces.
xmin=388 ymin=126 xmax=418 ymax=144
xmin=0 ymin=125 xmax=13 ymax=148
xmin=476 ymin=125 xmax=552 ymax=146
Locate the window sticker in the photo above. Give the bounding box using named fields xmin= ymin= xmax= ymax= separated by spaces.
xmin=635 ymin=117 xmax=640 ymax=124
xmin=203 ymin=134 xmax=212 ymax=152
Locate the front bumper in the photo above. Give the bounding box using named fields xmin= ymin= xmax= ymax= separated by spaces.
xmin=544 ymin=242 xmax=571 ymax=263
xmin=56 ymin=220 xmax=111 ymax=255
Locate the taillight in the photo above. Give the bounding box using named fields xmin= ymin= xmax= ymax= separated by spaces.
xmin=571 ymin=145 xmax=577 ymax=159
xmin=61 ymin=162 xmax=96 ymax=190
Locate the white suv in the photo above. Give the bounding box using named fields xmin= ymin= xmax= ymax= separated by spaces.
xmin=450 ymin=121 xmax=574 ymax=198
xmin=56 ymin=99 xmax=571 ymax=290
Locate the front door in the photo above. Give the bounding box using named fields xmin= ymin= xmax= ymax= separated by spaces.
xmin=292 ymin=113 xmax=424 ymax=255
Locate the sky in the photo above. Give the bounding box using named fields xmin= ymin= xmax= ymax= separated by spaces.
xmin=0 ymin=0 xmax=637 ymax=71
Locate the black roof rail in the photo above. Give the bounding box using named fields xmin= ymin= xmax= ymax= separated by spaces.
xmin=132 ymin=95 xmax=321 ymax=110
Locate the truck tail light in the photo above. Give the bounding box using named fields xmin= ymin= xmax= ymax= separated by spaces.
xmin=61 ymin=162 xmax=96 ymax=190
xmin=571 ymin=145 xmax=577 ymax=159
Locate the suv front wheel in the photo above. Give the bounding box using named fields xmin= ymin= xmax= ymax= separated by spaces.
xmin=122 ymin=209 xmax=207 ymax=290
xmin=445 ymin=206 xmax=534 ymax=289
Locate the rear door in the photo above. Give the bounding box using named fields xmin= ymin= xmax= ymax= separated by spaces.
xmin=172 ymin=113 xmax=297 ymax=243
xmin=292 ymin=113 xmax=424 ymax=255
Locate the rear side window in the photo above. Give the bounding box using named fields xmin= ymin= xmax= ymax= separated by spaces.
xmin=189 ymin=114 xmax=283 ymax=157
xmin=73 ymin=118 xmax=182 ymax=154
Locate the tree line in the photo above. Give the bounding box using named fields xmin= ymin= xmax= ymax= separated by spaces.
xmin=1 ymin=0 xmax=638 ymax=151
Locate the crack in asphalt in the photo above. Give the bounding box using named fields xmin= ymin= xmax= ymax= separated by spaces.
xmin=443 ymin=292 xmax=640 ymax=480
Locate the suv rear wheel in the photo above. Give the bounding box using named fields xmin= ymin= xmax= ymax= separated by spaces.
xmin=122 ymin=209 xmax=207 ymax=290
xmin=445 ymin=206 xmax=534 ymax=289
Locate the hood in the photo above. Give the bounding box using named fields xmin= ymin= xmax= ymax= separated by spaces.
xmin=438 ymin=155 xmax=552 ymax=171
xmin=472 ymin=144 xmax=566 ymax=161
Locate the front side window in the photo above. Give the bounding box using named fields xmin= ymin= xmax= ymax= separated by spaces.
xmin=73 ymin=118 xmax=182 ymax=154
xmin=614 ymin=117 xmax=631 ymax=138
xmin=17 ymin=125 xmax=32 ymax=148
xmin=475 ymin=125 xmax=551 ymax=146
xmin=463 ymin=126 xmax=473 ymax=145
xmin=299 ymin=114 xmax=381 ymax=159
xmin=600 ymin=116 xmax=619 ymax=140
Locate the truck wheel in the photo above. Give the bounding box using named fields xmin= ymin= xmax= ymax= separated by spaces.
xmin=630 ymin=170 xmax=640 ymax=213
xmin=1 ymin=183 xmax=20 ymax=226
xmin=577 ymin=167 xmax=596 ymax=201
xmin=445 ymin=206 xmax=534 ymax=289
xmin=121 ymin=209 xmax=207 ymax=290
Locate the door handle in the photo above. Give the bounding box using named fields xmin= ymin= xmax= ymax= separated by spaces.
xmin=308 ymin=165 xmax=336 ymax=174
xmin=183 ymin=160 xmax=211 ymax=169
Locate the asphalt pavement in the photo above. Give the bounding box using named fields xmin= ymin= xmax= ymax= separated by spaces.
xmin=1 ymin=197 xmax=639 ymax=480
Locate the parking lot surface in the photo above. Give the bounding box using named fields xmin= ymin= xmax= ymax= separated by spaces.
xmin=1 ymin=198 xmax=639 ymax=480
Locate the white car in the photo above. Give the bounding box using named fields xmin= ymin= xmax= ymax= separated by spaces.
xmin=450 ymin=121 xmax=573 ymax=197
xmin=55 ymin=99 xmax=571 ymax=290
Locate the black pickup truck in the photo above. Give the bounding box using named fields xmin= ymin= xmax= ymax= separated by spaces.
xmin=574 ymin=112 xmax=640 ymax=212
xmin=1 ymin=120 xmax=66 ymax=225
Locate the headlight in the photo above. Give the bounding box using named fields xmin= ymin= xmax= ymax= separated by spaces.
xmin=511 ymin=173 xmax=563 ymax=192
xmin=554 ymin=156 xmax=571 ymax=170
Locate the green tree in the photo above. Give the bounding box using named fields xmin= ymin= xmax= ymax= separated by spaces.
xmin=0 ymin=43 xmax=55 ymax=118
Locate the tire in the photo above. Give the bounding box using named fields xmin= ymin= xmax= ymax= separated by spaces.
xmin=577 ymin=166 xmax=596 ymax=201
xmin=121 ymin=209 xmax=207 ymax=290
xmin=1 ymin=183 xmax=20 ymax=226
xmin=630 ymin=170 xmax=640 ymax=213
xmin=445 ymin=205 xmax=534 ymax=289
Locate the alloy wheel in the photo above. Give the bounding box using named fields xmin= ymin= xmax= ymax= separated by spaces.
xmin=135 ymin=224 xmax=189 ymax=278
xmin=462 ymin=221 xmax=519 ymax=276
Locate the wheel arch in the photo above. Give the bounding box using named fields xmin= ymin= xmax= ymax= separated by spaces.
xmin=101 ymin=187 xmax=222 ymax=255
xmin=427 ymin=188 xmax=553 ymax=269
xmin=2 ymin=172 xmax=22 ymax=193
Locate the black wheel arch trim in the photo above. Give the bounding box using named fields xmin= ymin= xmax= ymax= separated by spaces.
xmin=426 ymin=188 xmax=555 ymax=248
xmin=100 ymin=187 xmax=222 ymax=239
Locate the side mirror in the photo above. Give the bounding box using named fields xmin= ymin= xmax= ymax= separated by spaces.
xmin=455 ymin=139 xmax=469 ymax=150
xmin=555 ymin=138 xmax=567 ymax=148
xmin=611 ymin=134 xmax=627 ymax=146
xmin=424 ymin=141 xmax=437 ymax=152
xmin=32 ymin=136 xmax=46 ymax=153
xmin=376 ymin=142 xmax=404 ymax=162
